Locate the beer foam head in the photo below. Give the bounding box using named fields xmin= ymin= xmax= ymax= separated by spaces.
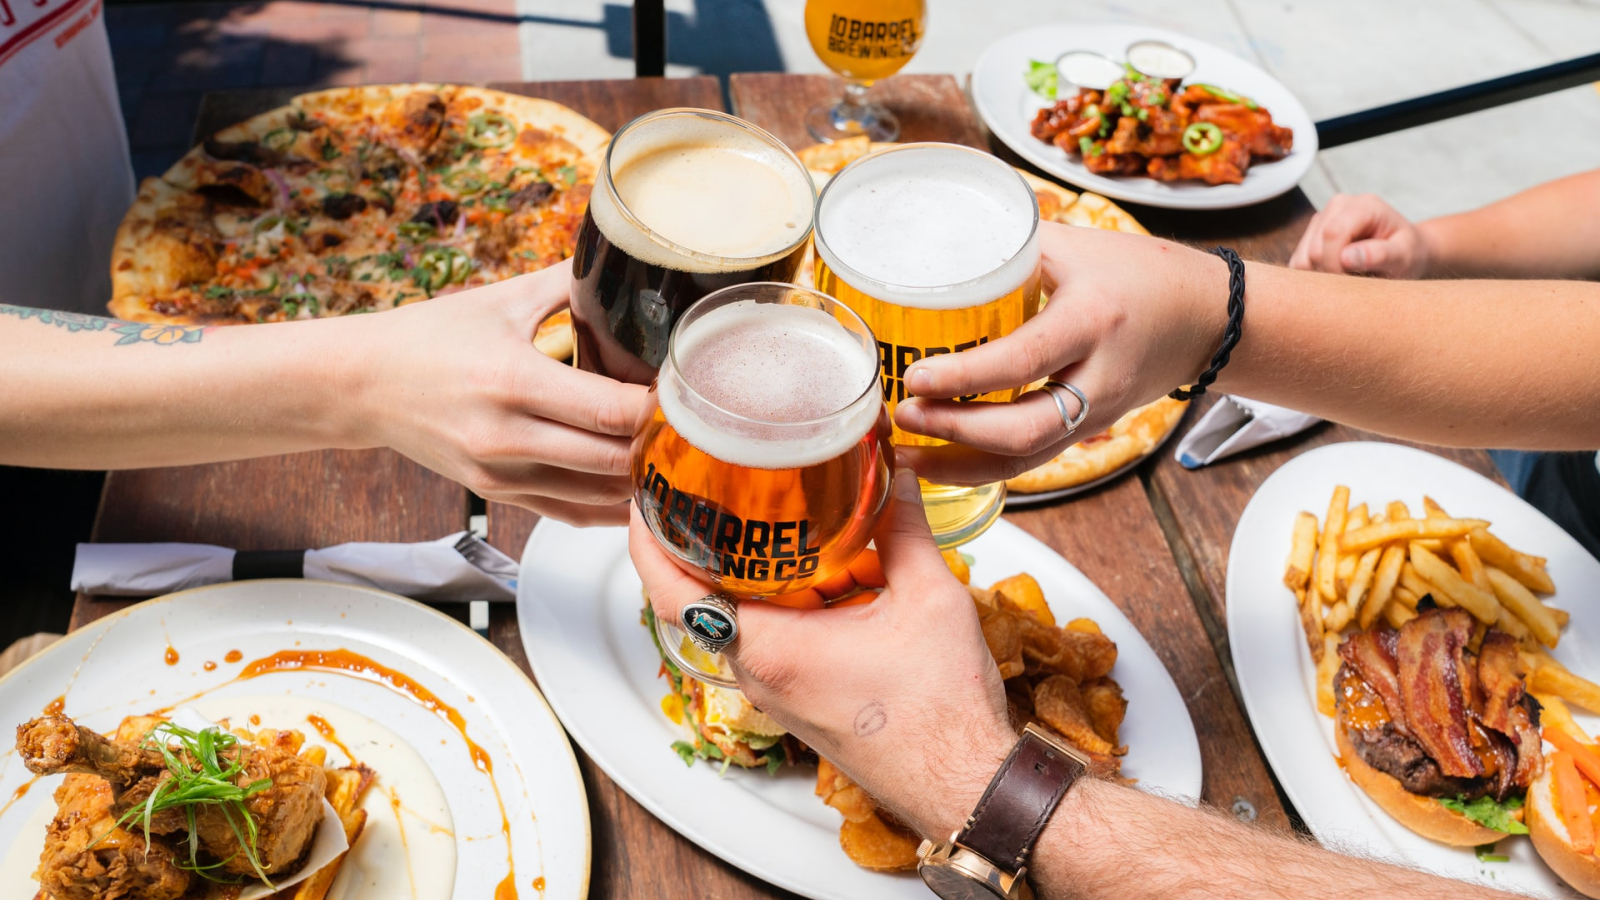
xmin=661 ymin=299 xmax=880 ymax=470
xmin=590 ymin=110 xmax=815 ymax=274
xmin=814 ymin=143 xmax=1040 ymax=309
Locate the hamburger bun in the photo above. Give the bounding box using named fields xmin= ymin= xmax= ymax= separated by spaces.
xmin=1336 ymin=725 xmax=1504 ymax=846
xmin=1527 ymin=758 xmax=1600 ymax=897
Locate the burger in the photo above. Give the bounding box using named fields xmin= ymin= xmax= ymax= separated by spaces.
xmin=644 ymin=604 xmax=793 ymax=773
xmin=1335 ymin=602 xmax=1542 ymax=845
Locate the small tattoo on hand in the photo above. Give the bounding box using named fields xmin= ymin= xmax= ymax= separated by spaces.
xmin=853 ymin=701 xmax=887 ymax=737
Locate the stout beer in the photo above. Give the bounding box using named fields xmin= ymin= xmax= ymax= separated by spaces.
xmin=813 ymin=143 xmax=1041 ymax=548
xmin=571 ymin=109 xmax=815 ymax=384
xmin=633 ymin=285 xmax=891 ymax=598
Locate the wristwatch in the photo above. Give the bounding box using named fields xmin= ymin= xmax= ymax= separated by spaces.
xmin=916 ymin=724 xmax=1089 ymax=900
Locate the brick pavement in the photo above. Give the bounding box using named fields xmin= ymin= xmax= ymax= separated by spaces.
xmin=107 ymin=0 xmax=524 ymax=181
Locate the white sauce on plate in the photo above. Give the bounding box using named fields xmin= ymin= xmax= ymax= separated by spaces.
xmin=1126 ymin=40 xmax=1195 ymax=79
xmin=1054 ymin=50 xmax=1123 ymax=91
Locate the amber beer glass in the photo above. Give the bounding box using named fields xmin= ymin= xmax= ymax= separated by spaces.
xmin=803 ymin=0 xmax=926 ymax=142
xmin=634 ymin=283 xmax=891 ymax=609
xmin=571 ymin=109 xmax=815 ymax=384
xmin=813 ymin=143 xmax=1041 ymax=549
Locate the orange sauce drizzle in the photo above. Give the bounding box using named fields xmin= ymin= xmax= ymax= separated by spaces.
xmin=235 ymin=649 xmax=516 ymax=897
xmin=224 ymin=649 xmax=243 ymax=663
xmin=203 ymin=661 xmax=217 ymax=672
xmin=532 ymin=876 xmax=546 ymax=893
xmin=163 ymin=645 xmax=180 ymax=666
xmin=43 ymin=695 xmax=66 ymax=717
xmin=306 ymin=713 xmax=358 ymax=764
xmin=0 ymin=777 xmax=38 ymax=819
xmin=249 ymin=714 xmax=261 ymax=726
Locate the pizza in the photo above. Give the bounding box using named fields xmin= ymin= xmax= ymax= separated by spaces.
xmin=797 ymin=137 xmax=1182 ymax=493
xmin=109 ymin=84 xmax=605 ymax=356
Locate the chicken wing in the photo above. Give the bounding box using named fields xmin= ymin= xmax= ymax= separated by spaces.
xmin=1196 ymin=103 xmax=1294 ymax=160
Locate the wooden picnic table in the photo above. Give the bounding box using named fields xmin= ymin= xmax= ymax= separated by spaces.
xmin=66 ymin=72 xmax=1504 ymax=900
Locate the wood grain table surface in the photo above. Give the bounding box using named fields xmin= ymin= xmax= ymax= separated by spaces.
xmin=63 ymin=72 xmax=1502 ymax=900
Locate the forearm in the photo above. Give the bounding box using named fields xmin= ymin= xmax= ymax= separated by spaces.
xmin=1418 ymin=169 xmax=1600 ymax=280
xmin=1027 ymin=779 xmax=1514 ymax=900
xmin=1213 ymin=264 xmax=1600 ymax=449
xmin=0 ymin=306 xmax=372 ymax=468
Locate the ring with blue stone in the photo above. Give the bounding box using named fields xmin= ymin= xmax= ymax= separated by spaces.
xmin=681 ymin=593 xmax=739 ymax=655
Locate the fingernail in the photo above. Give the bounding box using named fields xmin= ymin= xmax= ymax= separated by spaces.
xmin=894 ymin=467 xmax=920 ymax=499
xmin=906 ymin=364 xmax=932 ymax=395
xmin=1345 ymin=246 xmax=1366 ymax=270
xmin=896 ymin=400 xmax=924 ymax=432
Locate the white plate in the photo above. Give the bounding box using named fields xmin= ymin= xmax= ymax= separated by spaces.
xmin=971 ymin=23 xmax=1317 ymax=210
xmin=0 ymin=580 xmax=589 ymax=900
xmin=1228 ymin=442 xmax=1600 ymax=897
xmin=518 ymin=517 xmax=1202 ymax=900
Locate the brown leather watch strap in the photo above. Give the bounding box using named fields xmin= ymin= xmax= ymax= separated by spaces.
xmin=955 ymin=727 xmax=1086 ymax=876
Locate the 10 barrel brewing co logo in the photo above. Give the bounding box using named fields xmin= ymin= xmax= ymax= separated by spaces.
xmin=640 ymin=462 xmax=824 ymax=585
xmin=824 ymin=12 xmax=919 ymax=60
xmin=878 ymin=336 xmax=987 ymax=403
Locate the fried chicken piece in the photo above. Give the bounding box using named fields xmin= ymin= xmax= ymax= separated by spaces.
xmin=1104 ymin=110 xmax=1185 ymax=158
xmin=1196 ymin=103 xmax=1294 ymax=160
xmin=1081 ymin=150 xmax=1146 ymax=177
xmin=1030 ymin=91 xmax=1097 ymax=142
xmin=19 ymin=716 xmax=327 ymax=878
xmin=1147 ymin=139 xmax=1251 ymax=185
xmin=36 ymin=775 xmax=191 ymax=900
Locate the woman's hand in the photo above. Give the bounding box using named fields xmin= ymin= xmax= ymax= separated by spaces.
xmin=892 ymin=221 xmax=1226 ymax=485
xmin=1288 ymin=193 xmax=1431 ymax=278
xmin=346 ymin=261 xmax=648 ymax=526
xmin=632 ymin=469 xmax=1015 ymax=839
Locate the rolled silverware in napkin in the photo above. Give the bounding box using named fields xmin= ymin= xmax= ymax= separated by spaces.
xmin=71 ymin=531 xmax=517 ymax=603
xmin=1172 ymin=396 xmax=1321 ymax=469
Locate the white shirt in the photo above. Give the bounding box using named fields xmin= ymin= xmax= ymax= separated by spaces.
xmin=0 ymin=0 xmax=134 ymax=314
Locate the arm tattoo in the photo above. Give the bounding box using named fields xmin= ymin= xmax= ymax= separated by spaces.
xmin=1 ymin=304 xmax=206 ymax=345
xmin=853 ymin=701 xmax=888 ymax=737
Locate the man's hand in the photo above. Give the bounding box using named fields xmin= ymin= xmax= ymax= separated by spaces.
xmin=348 ymin=261 xmax=647 ymax=526
xmin=890 ymin=222 xmax=1225 ymax=486
xmin=631 ymin=468 xmax=1015 ymax=839
xmin=1288 ymin=193 xmax=1432 ymax=278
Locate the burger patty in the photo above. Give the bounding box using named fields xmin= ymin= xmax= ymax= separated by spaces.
xmin=1342 ymin=715 xmax=1492 ymax=800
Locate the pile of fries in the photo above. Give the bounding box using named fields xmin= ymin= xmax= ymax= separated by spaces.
xmin=1284 ymin=487 xmax=1600 ymax=720
xmin=816 ymin=557 xmax=1127 ymax=871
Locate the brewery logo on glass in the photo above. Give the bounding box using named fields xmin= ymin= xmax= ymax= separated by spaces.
xmin=639 ymin=460 xmax=824 ymax=584
xmin=878 ymin=336 xmax=988 ymax=404
xmin=823 ymin=13 xmax=919 ymax=60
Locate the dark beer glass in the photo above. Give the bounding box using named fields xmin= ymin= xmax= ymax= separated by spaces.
xmin=570 ymin=109 xmax=816 ymax=384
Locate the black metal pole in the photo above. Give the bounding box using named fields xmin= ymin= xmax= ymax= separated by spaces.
xmin=633 ymin=0 xmax=666 ymax=78
xmin=1316 ymin=51 xmax=1600 ymax=149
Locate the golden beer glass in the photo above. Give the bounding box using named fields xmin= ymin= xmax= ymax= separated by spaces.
xmin=635 ymin=283 xmax=892 ymax=684
xmin=813 ymin=143 xmax=1041 ymax=549
xmin=803 ymin=0 xmax=926 ymax=142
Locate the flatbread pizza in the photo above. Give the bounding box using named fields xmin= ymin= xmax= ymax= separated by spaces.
xmin=110 ymin=84 xmax=600 ymax=357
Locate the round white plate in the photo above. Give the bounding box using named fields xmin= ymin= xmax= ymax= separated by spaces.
xmin=1005 ymin=415 xmax=1185 ymax=508
xmin=518 ymin=517 xmax=1201 ymax=900
xmin=0 ymin=580 xmax=589 ymax=900
xmin=1228 ymin=442 xmax=1600 ymax=898
xmin=971 ymin=23 xmax=1317 ymax=210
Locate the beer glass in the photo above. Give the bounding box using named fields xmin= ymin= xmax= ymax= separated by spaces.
xmin=571 ymin=109 xmax=815 ymax=384
xmin=812 ymin=143 xmax=1041 ymax=549
xmin=635 ymin=283 xmax=891 ymax=685
xmin=803 ymin=0 xmax=926 ymax=143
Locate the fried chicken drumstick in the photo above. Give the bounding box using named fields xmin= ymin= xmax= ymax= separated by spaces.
xmin=18 ymin=715 xmax=327 ymax=879
xmin=35 ymin=774 xmax=191 ymax=900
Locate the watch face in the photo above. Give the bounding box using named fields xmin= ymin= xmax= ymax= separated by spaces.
xmin=920 ymin=864 xmax=1006 ymax=900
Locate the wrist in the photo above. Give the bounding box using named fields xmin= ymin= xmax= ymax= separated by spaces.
xmin=1413 ymin=219 xmax=1448 ymax=278
xmin=306 ymin=315 xmax=383 ymax=450
xmin=897 ymin=715 xmax=1018 ymax=840
xmin=1178 ymin=246 xmax=1235 ymax=389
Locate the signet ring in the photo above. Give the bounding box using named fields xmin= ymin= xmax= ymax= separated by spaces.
xmin=682 ymin=593 xmax=739 ymax=655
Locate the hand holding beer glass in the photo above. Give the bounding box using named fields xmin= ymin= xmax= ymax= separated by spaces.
xmin=813 ymin=143 xmax=1042 ymax=549
xmin=803 ymin=0 xmax=926 ymax=142
xmin=634 ymin=283 xmax=892 ymax=686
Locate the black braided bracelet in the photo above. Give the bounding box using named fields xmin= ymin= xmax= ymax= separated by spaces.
xmin=1170 ymin=246 xmax=1245 ymax=401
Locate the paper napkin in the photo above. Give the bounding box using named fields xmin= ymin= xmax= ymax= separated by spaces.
xmin=1173 ymin=396 xmax=1322 ymax=469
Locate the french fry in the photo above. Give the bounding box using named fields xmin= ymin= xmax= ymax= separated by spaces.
xmin=1393 ymin=586 xmax=1420 ymax=609
xmin=1338 ymin=517 xmax=1489 ymax=555
xmin=1346 ymin=503 xmax=1370 ymax=532
xmin=1359 ymin=545 xmax=1407 ymax=629
xmin=1336 ymin=505 xmax=1369 ymax=591
xmin=1284 ymin=511 xmax=1318 ymax=591
xmin=1409 ymin=543 xmax=1500 ymax=624
xmin=1345 ymin=547 xmax=1382 ymax=621
xmin=1551 ymin=605 xmax=1572 ymax=628
xmin=1494 ymin=605 xmax=1532 ymax=642
xmin=1469 ymin=527 xmax=1554 ymax=593
xmin=1422 ymin=496 xmax=1448 ymax=519
xmin=1385 ymin=500 xmax=1411 ymax=522
xmin=1399 ymin=563 xmax=1437 ymax=606
xmin=1296 ymin=585 xmax=1324 ymax=662
xmin=1531 ymin=665 xmax=1600 ymax=715
xmin=1413 ymin=538 xmax=1444 ymax=552
xmin=1532 ymin=692 xmax=1595 ymax=746
xmin=1324 ymin=600 xmax=1353 ymax=632
xmin=1316 ymin=487 xmax=1350 ymax=602
xmin=1384 ymin=602 xmax=1417 ymax=628
xmin=1315 ymin=633 xmax=1342 ymax=718
xmin=1448 ymin=539 xmax=1491 ymax=592
xmin=1485 ymin=566 xmax=1560 ymax=648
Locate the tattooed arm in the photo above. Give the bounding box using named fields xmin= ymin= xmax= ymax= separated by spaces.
xmin=633 ymin=470 xmax=1522 ymax=900
xmin=0 ymin=264 xmax=648 ymax=526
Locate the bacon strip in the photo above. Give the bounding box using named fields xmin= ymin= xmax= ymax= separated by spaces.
xmin=1339 ymin=630 xmax=1410 ymax=737
xmin=1396 ymin=608 xmax=1483 ymax=778
xmin=1477 ymin=631 xmax=1542 ymax=789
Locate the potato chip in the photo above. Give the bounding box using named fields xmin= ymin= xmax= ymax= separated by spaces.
xmin=796 ymin=134 xmax=871 ymax=174
xmin=1033 ymin=675 xmax=1120 ymax=756
xmin=992 ymin=573 xmax=1054 ymax=627
xmin=816 ymin=758 xmax=876 ymax=824
xmin=840 ymin=811 xmax=921 ymax=872
xmin=1080 ymin=677 xmax=1127 ymax=745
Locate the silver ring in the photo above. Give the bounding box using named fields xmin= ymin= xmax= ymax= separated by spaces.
xmin=681 ymin=593 xmax=739 ymax=654
xmin=1042 ymin=381 xmax=1090 ymax=437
